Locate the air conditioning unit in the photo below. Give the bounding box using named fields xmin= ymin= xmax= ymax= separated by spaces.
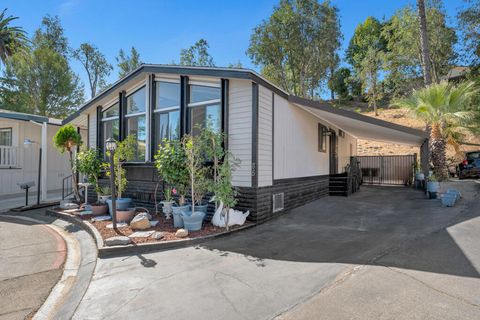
xmin=272 ymin=192 xmax=284 ymax=212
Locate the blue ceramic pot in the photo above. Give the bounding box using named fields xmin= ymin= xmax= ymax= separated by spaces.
xmin=172 ymin=205 xmax=190 ymax=228
xmin=181 ymin=211 xmax=206 ymax=231
xmin=106 ymin=198 xmax=132 ymax=215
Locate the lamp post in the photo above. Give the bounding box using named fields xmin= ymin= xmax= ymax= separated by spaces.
xmin=105 ymin=138 xmax=117 ymax=229
xmin=24 ymin=139 xmax=41 ymax=206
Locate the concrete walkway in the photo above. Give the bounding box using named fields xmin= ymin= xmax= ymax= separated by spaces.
xmin=0 ymin=215 xmax=66 ymax=320
xmin=0 ymin=190 xmax=63 ymax=213
xmin=73 ymin=182 xmax=480 ymax=320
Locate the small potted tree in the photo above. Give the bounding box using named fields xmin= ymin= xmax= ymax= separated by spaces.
xmin=155 ymin=139 xmax=190 ymax=228
xmin=53 ymin=125 xmax=82 ymax=201
xmin=181 ymin=134 xmax=206 ymax=231
xmin=160 ymin=186 xmax=174 ymax=219
xmin=75 ymin=148 xmax=108 ymax=215
xmin=105 ymin=135 xmax=136 ymax=218
xmin=212 ymin=155 xmax=239 ymax=231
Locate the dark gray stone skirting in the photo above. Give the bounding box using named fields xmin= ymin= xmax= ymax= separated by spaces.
xmin=45 ymin=209 xmax=255 ymax=258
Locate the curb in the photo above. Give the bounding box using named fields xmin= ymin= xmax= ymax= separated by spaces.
xmin=45 ymin=209 xmax=256 ymax=258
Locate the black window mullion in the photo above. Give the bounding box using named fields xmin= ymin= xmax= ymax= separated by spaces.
xmin=180 ymin=76 xmax=189 ymax=137
xmin=119 ymin=91 xmax=126 ymax=141
xmin=150 ymin=74 xmax=156 ymax=161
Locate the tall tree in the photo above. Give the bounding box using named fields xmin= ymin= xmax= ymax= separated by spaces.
xmin=417 ymin=0 xmax=432 ymax=85
xmin=360 ymin=48 xmax=385 ymax=115
xmin=394 ymin=81 xmax=479 ymax=180
xmin=0 ymin=15 xmax=84 ymax=117
xmin=116 ymin=46 xmax=142 ymax=78
xmin=248 ymin=0 xmax=341 ymax=98
xmin=34 ymin=15 xmax=68 ymax=57
xmin=179 ymin=39 xmax=215 ymax=67
xmin=457 ymin=0 xmax=480 ymax=68
xmin=346 ymin=17 xmax=386 ymax=75
xmin=382 ymin=3 xmax=456 ymax=95
xmin=327 ymin=67 xmax=351 ymax=100
xmin=0 ymin=9 xmax=29 ymax=66
xmin=73 ymin=43 xmax=112 ymax=98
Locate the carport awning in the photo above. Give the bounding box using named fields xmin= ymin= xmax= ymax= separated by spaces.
xmin=289 ymin=96 xmax=428 ymax=146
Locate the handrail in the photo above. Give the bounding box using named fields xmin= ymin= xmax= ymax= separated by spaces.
xmin=62 ymin=175 xmax=73 ymax=200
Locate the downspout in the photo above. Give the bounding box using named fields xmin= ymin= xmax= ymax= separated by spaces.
xmin=29 ymin=120 xmax=48 ymax=201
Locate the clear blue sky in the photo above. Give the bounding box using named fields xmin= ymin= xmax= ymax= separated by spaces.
xmin=3 ymin=0 xmax=466 ymax=95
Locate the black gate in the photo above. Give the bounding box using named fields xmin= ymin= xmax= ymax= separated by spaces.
xmin=357 ymin=154 xmax=416 ymax=186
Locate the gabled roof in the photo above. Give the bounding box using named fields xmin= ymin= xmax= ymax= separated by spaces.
xmin=62 ymin=64 xmax=289 ymax=125
xmin=0 ymin=109 xmax=62 ymax=125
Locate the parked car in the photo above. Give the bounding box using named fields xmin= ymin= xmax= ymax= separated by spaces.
xmin=457 ymin=151 xmax=480 ymax=179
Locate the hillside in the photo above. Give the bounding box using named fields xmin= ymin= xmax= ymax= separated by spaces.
xmin=356 ymin=108 xmax=480 ymax=162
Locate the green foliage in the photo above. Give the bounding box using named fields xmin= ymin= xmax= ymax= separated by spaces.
xmin=328 ymin=67 xmax=351 ymax=99
xmin=179 ymin=39 xmax=215 ymax=67
xmin=104 ymin=135 xmax=136 ymax=199
xmin=53 ymin=125 xmax=82 ymax=153
xmin=0 ymin=9 xmax=29 ymax=66
xmin=116 ymin=46 xmax=142 ymax=78
xmin=0 ymin=15 xmax=84 ymax=118
xmin=73 ymin=42 xmax=112 ymax=98
xmin=382 ymin=3 xmax=457 ymax=95
xmin=75 ymin=148 xmax=104 ymax=194
xmin=213 ymin=154 xmax=239 ymax=231
xmin=182 ymin=134 xmax=206 ymax=212
xmin=247 ymin=0 xmax=341 ymax=98
xmin=346 ymin=16 xmax=386 ymax=74
xmin=359 ymin=47 xmax=385 ymax=114
xmin=98 ymin=186 xmax=111 ymax=196
xmin=457 ymin=0 xmax=480 ymax=67
xmin=154 ymin=138 xmax=189 ymax=205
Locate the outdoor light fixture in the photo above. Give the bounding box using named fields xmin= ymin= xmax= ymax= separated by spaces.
xmin=106 ymin=138 xmax=118 ymax=228
xmin=23 ymin=138 xmax=41 ymax=206
xmin=105 ymin=137 xmax=117 ymax=152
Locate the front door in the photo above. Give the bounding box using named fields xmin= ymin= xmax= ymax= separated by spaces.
xmin=329 ymin=130 xmax=338 ymax=174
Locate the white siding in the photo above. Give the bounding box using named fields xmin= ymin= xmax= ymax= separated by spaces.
xmin=0 ymin=119 xmax=70 ymax=195
xmin=258 ymin=85 xmax=273 ymax=187
xmin=229 ymin=79 xmax=252 ymax=187
xmin=88 ymin=109 xmax=97 ymax=149
xmin=274 ymin=95 xmax=331 ymax=179
xmin=337 ymin=131 xmax=357 ymax=172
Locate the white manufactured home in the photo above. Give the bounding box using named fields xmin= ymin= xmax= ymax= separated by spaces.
xmin=0 ymin=110 xmax=83 ymax=200
xmin=64 ymin=65 xmax=428 ymax=222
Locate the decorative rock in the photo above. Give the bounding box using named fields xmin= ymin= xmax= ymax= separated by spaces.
xmin=59 ymin=201 xmax=79 ymax=210
xmin=130 ymin=212 xmax=151 ymax=230
xmin=152 ymin=231 xmax=165 ymax=240
xmin=104 ymin=236 xmax=131 ymax=246
xmin=106 ymin=222 xmax=128 ymax=229
xmin=175 ymin=228 xmax=188 ymax=238
xmin=129 ymin=230 xmax=154 ymax=238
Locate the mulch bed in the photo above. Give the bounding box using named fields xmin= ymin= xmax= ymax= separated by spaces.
xmin=52 ymin=207 xmax=250 ymax=244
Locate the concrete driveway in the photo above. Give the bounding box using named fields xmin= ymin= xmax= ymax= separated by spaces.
xmin=73 ymin=182 xmax=480 ymax=320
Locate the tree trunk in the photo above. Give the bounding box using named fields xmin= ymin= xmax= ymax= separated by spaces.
xmin=417 ymin=0 xmax=432 ymax=86
xmin=69 ymin=150 xmax=80 ymax=201
xmin=429 ymin=123 xmax=448 ymax=180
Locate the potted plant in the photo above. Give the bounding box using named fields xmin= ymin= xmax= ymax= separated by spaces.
xmin=155 ymin=139 xmax=190 ymax=228
xmin=212 ymin=154 xmax=239 ymax=231
xmin=160 ymin=186 xmax=175 ymax=219
xmin=105 ymin=135 xmax=136 ymax=214
xmin=75 ymin=148 xmax=108 ymax=215
xmin=53 ymin=125 xmax=83 ymax=201
xmin=98 ymin=186 xmax=111 ymax=204
xmin=181 ymin=134 xmax=206 ymax=231
xmin=426 ymin=174 xmax=440 ymax=199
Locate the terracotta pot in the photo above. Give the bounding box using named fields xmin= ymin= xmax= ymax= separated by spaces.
xmin=116 ymin=208 xmax=135 ymax=223
xmin=91 ymin=203 xmax=108 ymax=215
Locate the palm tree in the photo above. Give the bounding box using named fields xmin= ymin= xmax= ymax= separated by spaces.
xmin=395 ymin=81 xmax=479 ymax=180
xmin=0 ymin=9 xmax=29 ymax=65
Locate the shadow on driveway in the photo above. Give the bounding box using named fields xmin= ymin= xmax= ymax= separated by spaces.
xmin=204 ymin=183 xmax=480 ymax=279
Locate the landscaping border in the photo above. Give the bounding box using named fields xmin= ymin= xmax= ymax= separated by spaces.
xmin=45 ymin=209 xmax=256 ymax=258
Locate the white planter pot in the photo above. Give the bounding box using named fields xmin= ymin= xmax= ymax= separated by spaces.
xmin=161 ymin=201 xmax=175 ymax=219
xmin=99 ymin=195 xmax=111 ymax=204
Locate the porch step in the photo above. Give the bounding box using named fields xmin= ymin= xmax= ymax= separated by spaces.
xmin=329 ymin=174 xmax=349 ymax=196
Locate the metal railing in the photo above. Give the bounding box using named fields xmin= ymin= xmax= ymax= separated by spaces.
xmin=62 ymin=174 xmax=73 ymax=199
xmin=0 ymin=146 xmax=18 ymax=167
xmin=357 ymin=154 xmax=416 ymax=186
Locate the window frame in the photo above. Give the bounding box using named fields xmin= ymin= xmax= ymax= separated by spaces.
xmin=187 ymin=83 xmax=221 ymax=134
xmin=0 ymin=127 xmax=13 ymax=146
xmin=124 ymin=85 xmax=147 ymax=162
xmin=318 ymin=123 xmax=327 ymax=153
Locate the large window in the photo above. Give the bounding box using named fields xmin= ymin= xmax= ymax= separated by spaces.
xmin=154 ymin=81 xmax=180 ymax=153
xmin=0 ymin=128 xmax=12 ymax=146
xmin=188 ymin=84 xmax=221 ymax=135
xmin=102 ymin=103 xmax=120 ymax=143
xmin=125 ymin=87 xmax=146 ymax=161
